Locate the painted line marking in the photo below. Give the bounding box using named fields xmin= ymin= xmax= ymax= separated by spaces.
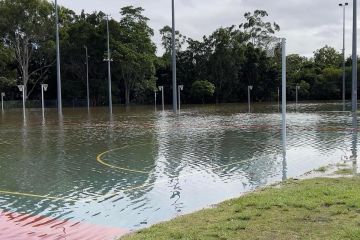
xmin=96 ymin=144 xmax=152 ymax=174
xmin=0 ymin=190 xmax=77 ymax=202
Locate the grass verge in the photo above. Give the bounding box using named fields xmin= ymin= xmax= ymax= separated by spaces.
xmin=122 ymin=177 xmax=360 ymax=240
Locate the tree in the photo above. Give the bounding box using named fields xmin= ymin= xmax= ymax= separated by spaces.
xmin=60 ymin=11 xmax=108 ymax=105
xmin=112 ymin=6 xmax=156 ymax=105
xmin=314 ymin=46 xmax=342 ymax=68
xmin=191 ymin=80 xmax=215 ymax=104
xmin=159 ymin=25 xmax=186 ymax=60
xmin=208 ymin=26 xmax=239 ymax=103
xmin=240 ymin=10 xmax=280 ymax=47
xmin=0 ymin=0 xmax=55 ymax=99
xmin=0 ymin=43 xmax=16 ymax=90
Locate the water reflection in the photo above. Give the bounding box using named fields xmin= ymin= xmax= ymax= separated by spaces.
xmin=282 ymin=105 xmax=287 ymax=181
xmin=282 ymin=144 xmax=287 ymax=181
xmin=0 ymin=103 xmax=358 ymax=235
xmin=351 ymin=114 xmax=358 ymax=173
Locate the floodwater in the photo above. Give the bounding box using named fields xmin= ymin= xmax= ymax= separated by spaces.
xmin=0 ymin=102 xmax=358 ymax=239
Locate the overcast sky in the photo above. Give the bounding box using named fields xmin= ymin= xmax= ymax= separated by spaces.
xmin=56 ymin=0 xmax=356 ymax=57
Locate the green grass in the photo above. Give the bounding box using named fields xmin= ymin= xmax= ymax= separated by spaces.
xmin=336 ymin=162 xmax=349 ymax=167
xmin=334 ymin=168 xmax=354 ymax=175
xmin=314 ymin=166 xmax=327 ymax=172
xmin=122 ymin=178 xmax=360 ymax=240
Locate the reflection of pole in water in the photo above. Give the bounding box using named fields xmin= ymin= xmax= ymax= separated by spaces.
xmin=170 ymin=178 xmax=182 ymax=213
xmin=41 ymin=118 xmax=48 ymax=159
xmin=282 ymin=121 xmax=287 ymax=181
xmin=351 ymin=114 xmax=358 ymax=173
xmin=21 ymin=116 xmax=28 ymax=149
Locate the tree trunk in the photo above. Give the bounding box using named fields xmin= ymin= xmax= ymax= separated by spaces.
xmin=125 ymin=86 xmax=130 ymax=105
xmin=23 ymin=68 xmax=28 ymax=100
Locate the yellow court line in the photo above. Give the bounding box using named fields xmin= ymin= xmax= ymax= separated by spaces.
xmin=0 ymin=190 xmax=77 ymax=202
xmin=0 ymin=140 xmax=250 ymax=202
xmin=96 ymin=144 xmax=152 ymax=174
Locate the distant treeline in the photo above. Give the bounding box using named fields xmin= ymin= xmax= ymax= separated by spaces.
xmin=0 ymin=0 xmax=355 ymax=105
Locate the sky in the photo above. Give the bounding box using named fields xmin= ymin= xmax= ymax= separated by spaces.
xmin=55 ymin=0 xmax=356 ymax=57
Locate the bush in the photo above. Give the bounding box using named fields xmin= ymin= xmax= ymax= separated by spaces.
xmin=191 ymin=80 xmax=215 ymax=104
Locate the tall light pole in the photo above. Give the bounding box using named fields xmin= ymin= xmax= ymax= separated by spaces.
xmin=248 ymin=85 xmax=253 ymax=113
xmin=171 ymin=0 xmax=178 ymax=113
xmin=282 ymin=38 xmax=287 ymax=152
xmin=339 ymin=3 xmax=349 ymax=111
xmin=18 ymin=85 xmax=25 ymax=119
xmin=84 ymin=46 xmax=90 ymax=111
xmin=352 ymin=0 xmax=357 ymax=112
xmin=103 ymin=15 xmax=113 ymax=115
xmin=41 ymin=84 xmax=48 ymax=119
xmin=178 ymin=85 xmax=184 ymax=111
xmin=55 ymin=0 xmax=62 ymax=117
xmin=159 ymin=86 xmax=164 ymax=111
xmin=1 ymin=92 xmax=5 ymax=113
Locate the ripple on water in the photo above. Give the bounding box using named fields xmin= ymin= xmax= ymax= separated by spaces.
xmin=0 ymin=103 xmax=358 ymax=234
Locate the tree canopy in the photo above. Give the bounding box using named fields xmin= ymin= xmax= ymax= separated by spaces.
xmin=0 ymin=4 xmax=352 ymax=105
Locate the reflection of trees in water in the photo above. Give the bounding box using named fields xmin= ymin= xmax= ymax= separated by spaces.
xmin=152 ymin=112 xmax=284 ymax=192
xmin=5 ymin=108 xmax=357 ymax=223
xmin=294 ymin=114 xmax=352 ymax=156
xmin=0 ymin=117 xmax=72 ymax=214
xmin=212 ymin=130 xmax=282 ymax=187
xmin=153 ymin=113 xmax=188 ymax=178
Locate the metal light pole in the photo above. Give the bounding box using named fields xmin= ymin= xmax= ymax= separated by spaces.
xmin=248 ymin=85 xmax=253 ymax=113
xmin=178 ymin=85 xmax=184 ymax=111
xmin=159 ymin=86 xmax=164 ymax=111
xmin=55 ymin=0 xmax=62 ymax=117
xmin=84 ymin=46 xmax=90 ymax=111
xmin=41 ymin=84 xmax=48 ymax=119
xmin=18 ymin=85 xmax=25 ymax=118
xmin=339 ymin=3 xmax=349 ymax=111
xmin=296 ymin=85 xmax=300 ymax=110
xmin=104 ymin=15 xmax=113 ymax=115
xmin=281 ymin=38 xmax=287 ymax=151
xmin=352 ymin=0 xmax=357 ymax=112
xmin=1 ymin=92 xmax=5 ymax=112
xmin=171 ymin=0 xmax=178 ymax=113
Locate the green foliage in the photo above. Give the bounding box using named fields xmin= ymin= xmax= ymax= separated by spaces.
xmin=0 ymin=44 xmax=16 ymax=89
xmin=314 ymin=45 xmax=342 ymax=68
xmin=159 ymin=25 xmax=186 ymax=62
xmin=0 ymin=0 xmax=55 ymax=98
xmin=113 ymin=6 xmax=156 ymax=104
xmin=0 ymin=2 xmax=351 ymax=104
xmin=240 ymin=10 xmax=280 ymax=47
xmin=191 ymin=80 xmax=215 ymax=104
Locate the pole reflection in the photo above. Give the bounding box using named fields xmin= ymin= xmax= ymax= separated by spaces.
xmin=282 ymin=103 xmax=287 ymax=181
xmin=351 ymin=114 xmax=358 ymax=174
